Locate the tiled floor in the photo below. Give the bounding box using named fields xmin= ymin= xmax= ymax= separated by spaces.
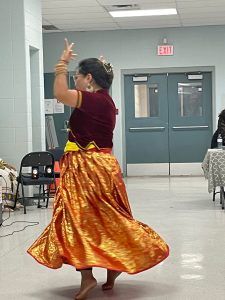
xmin=1 ymin=176 xmax=225 ymax=299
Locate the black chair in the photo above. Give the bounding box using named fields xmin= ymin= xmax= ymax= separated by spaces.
xmin=48 ymin=147 xmax=64 ymax=161
xmin=13 ymin=152 xmax=55 ymax=214
xmin=47 ymin=147 xmax=64 ymax=179
xmin=47 ymin=148 xmax=64 ymax=193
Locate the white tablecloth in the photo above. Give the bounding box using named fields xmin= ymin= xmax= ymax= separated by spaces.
xmin=202 ymin=149 xmax=225 ymax=193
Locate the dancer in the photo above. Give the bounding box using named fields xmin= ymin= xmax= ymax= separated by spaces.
xmin=28 ymin=39 xmax=169 ymax=300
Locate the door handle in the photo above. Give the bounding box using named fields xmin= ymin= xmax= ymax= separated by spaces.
xmin=172 ymin=125 xmax=209 ymax=130
xmin=61 ymin=120 xmax=70 ymax=132
xmin=60 ymin=128 xmax=70 ymax=132
xmin=129 ymin=127 xmax=165 ymax=132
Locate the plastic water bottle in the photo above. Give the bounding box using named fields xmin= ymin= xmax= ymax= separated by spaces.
xmin=217 ymin=133 xmax=223 ymax=149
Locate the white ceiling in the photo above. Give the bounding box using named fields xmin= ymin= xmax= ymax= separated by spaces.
xmin=42 ymin=0 xmax=225 ymax=32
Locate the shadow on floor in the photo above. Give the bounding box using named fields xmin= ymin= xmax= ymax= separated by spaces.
xmin=28 ymin=280 xmax=178 ymax=299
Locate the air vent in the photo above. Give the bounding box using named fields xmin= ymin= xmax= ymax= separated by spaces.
xmin=104 ymin=4 xmax=139 ymax=11
xmin=113 ymin=4 xmax=138 ymax=9
xmin=42 ymin=25 xmax=59 ymax=31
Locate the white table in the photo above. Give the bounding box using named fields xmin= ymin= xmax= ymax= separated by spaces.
xmin=202 ymin=149 xmax=225 ymax=209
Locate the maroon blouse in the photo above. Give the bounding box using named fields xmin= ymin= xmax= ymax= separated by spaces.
xmin=68 ymin=89 xmax=116 ymax=148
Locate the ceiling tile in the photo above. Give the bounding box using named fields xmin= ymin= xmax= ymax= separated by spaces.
xmin=42 ymin=0 xmax=99 ymax=9
xmin=119 ymin=23 xmax=180 ymax=29
xmin=54 ymin=19 xmax=117 ymax=25
xmin=42 ymin=0 xmax=225 ymax=32
xmin=177 ymin=0 xmax=225 ymax=8
xmin=43 ymin=7 xmax=106 ymax=14
xmin=98 ymin=0 xmax=175 ymax=5
xmin=59 ymin=23 xmax=119 ymax=29
xmin=43 ymin=12 xmax=113 ymax=21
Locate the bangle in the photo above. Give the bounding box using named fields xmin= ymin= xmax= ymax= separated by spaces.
xmin=54 ymin=61 xmax=68 ymax=76
xmin=58 ymin=59 xmax=69 ymax=64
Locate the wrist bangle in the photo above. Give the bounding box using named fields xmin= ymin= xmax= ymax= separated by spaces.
xmin=55 ymin=61 xmax=68 ymax=76
xmin=58 ymin=59 xmax=69 ymax=64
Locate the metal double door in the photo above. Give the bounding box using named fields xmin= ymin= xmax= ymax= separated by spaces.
xmin=125 ymin=72 xmax=212 ymax=174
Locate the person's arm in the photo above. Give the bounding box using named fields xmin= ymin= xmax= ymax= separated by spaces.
xmin=53 ymin=39 xmax=79 ymax=107
xmin=54 ymin=72 xmax=79 ymax=107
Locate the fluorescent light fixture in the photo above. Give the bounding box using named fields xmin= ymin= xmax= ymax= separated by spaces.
xmin=109 ymin=8 xmax=177 ymax=18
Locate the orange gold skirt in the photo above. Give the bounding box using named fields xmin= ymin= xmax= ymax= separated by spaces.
xmin=27 ymin=150 xmax=169 ymax=274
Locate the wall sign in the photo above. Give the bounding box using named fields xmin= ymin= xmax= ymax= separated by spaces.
xmin=157 ymin=45 xmax=174 ymax=56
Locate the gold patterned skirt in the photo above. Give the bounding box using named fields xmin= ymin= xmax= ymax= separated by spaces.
xmin=27 ymin=150 xmax=169 ymax=274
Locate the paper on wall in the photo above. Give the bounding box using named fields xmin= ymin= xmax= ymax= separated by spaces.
xmin=53 ymin=99 xmax=64 ymax=114
xmin=45 ymin=99 xmax=54 ymax=114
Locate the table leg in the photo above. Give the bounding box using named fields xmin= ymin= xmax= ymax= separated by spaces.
xmin=220 ymin=187 xmax=225 ymax=209
xmin=213 ymin=188 xmax=216 ymax=202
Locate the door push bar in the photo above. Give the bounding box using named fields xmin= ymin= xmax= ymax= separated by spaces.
xmin=129 ymin=127 xmax=165 ymax=132
xmin=172 ymin=125 xmax=209 ymax=130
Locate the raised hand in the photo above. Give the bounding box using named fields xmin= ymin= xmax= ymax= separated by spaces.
xmin=60 ymin=38 xmax=77 ymax=63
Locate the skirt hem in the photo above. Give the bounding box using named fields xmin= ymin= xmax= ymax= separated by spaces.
xmin=27 ymin=246 xmax=169 ymax=275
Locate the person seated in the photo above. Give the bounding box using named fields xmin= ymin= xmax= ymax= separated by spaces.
xmin=218 ymin=109 xmax=225 ymax=145
xmin=211 ymin=129 xmax=218 ymax=148
xmin=211 ymin=109 xmax=225 ymax=148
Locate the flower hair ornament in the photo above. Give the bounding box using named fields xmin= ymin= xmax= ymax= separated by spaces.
xmin=99 ymin=55 xmax=113 ymax=73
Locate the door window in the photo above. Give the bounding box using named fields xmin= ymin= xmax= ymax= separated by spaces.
xmin=134 ymin=84 xmax=149 ymax=118
xmin=134 ymin=84 xmax=159 ymax=118
xmin=178 ymin=82 xmax=203 ymax=117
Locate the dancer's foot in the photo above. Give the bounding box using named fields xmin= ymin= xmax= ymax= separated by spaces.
xmin=102 ymin=270 xmax=122 ymax=291
xmin=75 ymin=278 xmax=97 ymax=299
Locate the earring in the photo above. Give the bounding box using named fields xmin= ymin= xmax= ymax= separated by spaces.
xmin=87 ymin=83 xmax=94 ymax=92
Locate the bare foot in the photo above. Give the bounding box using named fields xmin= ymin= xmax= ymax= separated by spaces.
xmin=102 ymin=270 xmax=122 ymax=291
xmin=75 ymin=278 xmax=97 ymax=299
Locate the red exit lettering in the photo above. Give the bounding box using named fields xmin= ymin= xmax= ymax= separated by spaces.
xmin=157 ymin=45 xmax=174 ymax=56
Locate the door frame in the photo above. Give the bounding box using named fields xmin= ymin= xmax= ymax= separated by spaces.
xmin=121 ymin=66 xmax=215 ymax=176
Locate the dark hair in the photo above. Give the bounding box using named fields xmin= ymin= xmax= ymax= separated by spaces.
xmin=219 ymin=109 xmax=225 ymax=120
xmin=77 ymin=58 xmax=113 ymax=90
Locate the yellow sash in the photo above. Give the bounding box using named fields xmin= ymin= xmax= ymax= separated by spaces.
xmin=64 ymin=140 xmax=96 ymax=152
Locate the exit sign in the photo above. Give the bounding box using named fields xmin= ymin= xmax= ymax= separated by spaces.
xmin=157 ymin=45 xmax=174 ymax=56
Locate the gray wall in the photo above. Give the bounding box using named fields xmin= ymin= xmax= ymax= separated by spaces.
xmin=0 ymin=0 xmax=44 ymax=169
xmin=43 ymin=25 xmax=225 ymax=169
xmin=24 ymin=0 xmax=45 ymax=154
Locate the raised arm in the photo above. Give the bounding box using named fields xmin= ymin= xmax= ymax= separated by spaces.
xmin=54 ymin=39 xmax=78 ymax=107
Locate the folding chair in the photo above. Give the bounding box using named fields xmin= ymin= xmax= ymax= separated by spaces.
xmin=13 ymin=152 xmax=55 ymax=214
xmin=47 ymin=148 xmax=64 ymax=193
xmin=48 ymin=147 xmax=64 ymax=179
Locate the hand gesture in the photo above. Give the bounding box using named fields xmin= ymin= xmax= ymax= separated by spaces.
xmin=60 ymin=38 xmax=77 ymax=63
